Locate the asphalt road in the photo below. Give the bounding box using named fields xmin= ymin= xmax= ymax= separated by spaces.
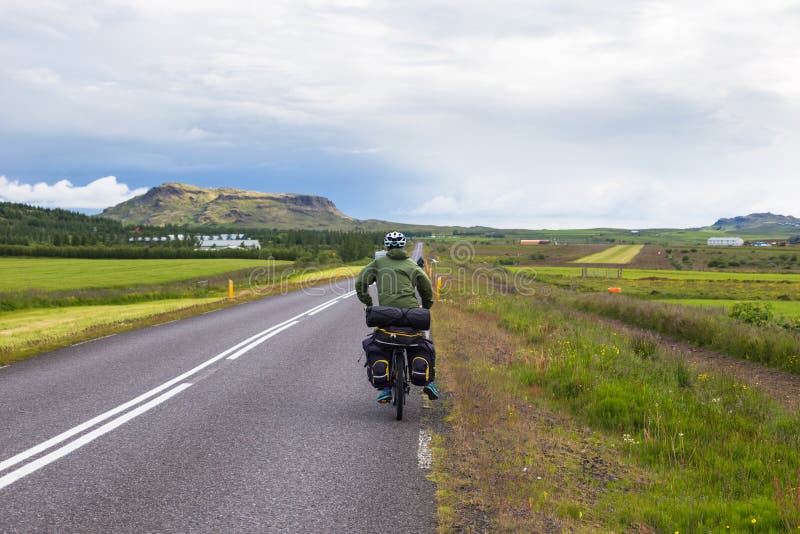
xmin=0 ymin=247 xmax=436 ymax=533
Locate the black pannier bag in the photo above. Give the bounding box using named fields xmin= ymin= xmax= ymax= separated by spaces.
xmin=362 ymin=335 xmax=390 ymax=388
xmin=365 ymin=306 xmax=431 ymax=330
xmin=363 ymin=330 xmax=435 ymax=387
xmin=409 ymin=338 xmax=435 ymax=386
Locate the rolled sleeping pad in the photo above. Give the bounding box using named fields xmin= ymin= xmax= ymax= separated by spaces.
xmin=365 ymin=305 xmax=431 ymax=330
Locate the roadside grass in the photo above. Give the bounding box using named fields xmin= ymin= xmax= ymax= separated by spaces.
xmin=573 ymin=244 xmax=644 ymax=264
xmin=0 ymin=298 xmax=223 ymax=365
xmin=0 ymin=258 xmax=288 ymax=291
xmin=432 ymin=303 xmax=642 ymax=532
xmin=284 ymin=265 xmax=363 ymax=284
xmin=432 ymin=287 xmax=800 ymax=531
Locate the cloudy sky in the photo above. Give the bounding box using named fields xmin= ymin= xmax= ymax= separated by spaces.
xmin=1 ymin=0 xmax=799 ymax=229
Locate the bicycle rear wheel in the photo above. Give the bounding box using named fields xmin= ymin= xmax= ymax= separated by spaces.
xmin=393 ymin=348 xmax=405 ymax=421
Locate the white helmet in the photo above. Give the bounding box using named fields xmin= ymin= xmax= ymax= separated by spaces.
xmin=384 ymin=231 xmax=406 ymax=248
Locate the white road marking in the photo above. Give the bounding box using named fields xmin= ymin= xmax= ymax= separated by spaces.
xmin=0 ymin=365 xmax=8 ymax=370
xmin=0 ymin=291 xmax=353 ymax=477
xmin=0 ymin=324 xmax=285 ymax=475
xmin=0 ymin=383 xmax=192 ymax=491
xmin=72 ymin=333 xmax=117 ymax=348
xmin=417 ymin=429 xmax=432 ymax=470
xmin=226 ymin=321 xmax=299 ymax=360
xmin=307 ymin=300 xmax=339 ymax=316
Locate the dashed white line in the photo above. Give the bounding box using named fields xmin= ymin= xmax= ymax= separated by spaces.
xmin=226 ymin=321 xmax=299 ymax=360
xmin=0 ymin=383 xmax=192 ymax=491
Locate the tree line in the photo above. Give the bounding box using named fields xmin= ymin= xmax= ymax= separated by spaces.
xmin=0 ymin=201 xmax=395 ymax=261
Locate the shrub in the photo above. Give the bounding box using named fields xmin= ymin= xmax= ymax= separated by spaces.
xmin=729 ymin=302 xmax=774 ymax=326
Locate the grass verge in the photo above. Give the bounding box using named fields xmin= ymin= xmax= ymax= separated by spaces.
xmin=0 ymin=299 xmax=219 ymax=355
xmin=432 ymin=289 xmax=800 ymax=531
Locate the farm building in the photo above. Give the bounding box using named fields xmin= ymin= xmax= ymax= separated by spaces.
xmin=707 ymin=237 xmax=744 ymax=246
xmin=198 ymin=239 xmax=260 ymax=250
xmin=520 ymin=239 xmax=551 ymax=245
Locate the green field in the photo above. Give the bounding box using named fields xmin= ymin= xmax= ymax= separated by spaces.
xmin=0 ymin=258 xmax=290 ymax=291
xmin=509 ymin=265 xmax=800 ymax=282
xmin=658 ymin=298 xmax=800 ymax=319
xmin=573 ymin=244 xmax=644 ymax=264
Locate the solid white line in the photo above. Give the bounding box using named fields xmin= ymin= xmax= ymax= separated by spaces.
xmin=0 ymin=290 xmax=348 ymax=475
xmin=307 ymin=300 xmax=339 ymax=316
xmin=73 ymin=333 xmax=118 ymax=347
xmin=0 ymin=322 xmax=290 ymax=474
xmin=0 ymin=383 xmax=192 ymax=491
xmin=417 ymin=429 xmax=432 ymax=470
xmin=226 ymin=321 xmax=299 ymax=360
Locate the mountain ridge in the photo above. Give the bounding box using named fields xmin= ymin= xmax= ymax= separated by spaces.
xmin=710 ymin=212 xmax=800 ymax=233
xmin=101 ymin=183 xmax=355 ymax=229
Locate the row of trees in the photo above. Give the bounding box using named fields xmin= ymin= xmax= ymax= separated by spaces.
xmin=0 ymin=202 xmax=388 ymax=261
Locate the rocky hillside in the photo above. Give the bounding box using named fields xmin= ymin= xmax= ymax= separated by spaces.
xmin=101 ymin=183 xmax=355 ymax=229
xmin=711 ymin=212 xmax=800 ymax=234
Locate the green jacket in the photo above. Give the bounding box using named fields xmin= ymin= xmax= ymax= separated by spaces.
xmin=356 ymin=248 xmax=434 ymax=309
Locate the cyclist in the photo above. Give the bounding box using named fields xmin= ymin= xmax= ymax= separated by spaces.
xmin=356 ymin=231 xmax=439 ymax=403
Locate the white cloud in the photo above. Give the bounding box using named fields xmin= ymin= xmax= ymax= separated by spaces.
xmin=2 ymin=1 xmax=800 ymax=227
xmin=0 ymin=176 xmax=147 ymax=210
xmin=13 ymin=67 xmax=61 ymax=85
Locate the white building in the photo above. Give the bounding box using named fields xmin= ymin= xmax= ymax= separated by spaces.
xmin=198 ymin=239 xmax=261 ymax=250
xmin=707 ymin=237 xmax=744 ymax=246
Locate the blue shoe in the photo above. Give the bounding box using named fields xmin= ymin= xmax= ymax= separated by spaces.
xmin=423 ymin=381 xmax=440 ymax=401
xmin=377 ymin=387 xmax=392 ymax=404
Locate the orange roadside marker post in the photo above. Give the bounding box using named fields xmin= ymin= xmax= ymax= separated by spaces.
xmin=229 ymin=279 xmax=235 ymax=299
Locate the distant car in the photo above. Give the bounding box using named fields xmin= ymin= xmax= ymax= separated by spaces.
xmin=374 ymin=250 xmax=387 ymax=259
